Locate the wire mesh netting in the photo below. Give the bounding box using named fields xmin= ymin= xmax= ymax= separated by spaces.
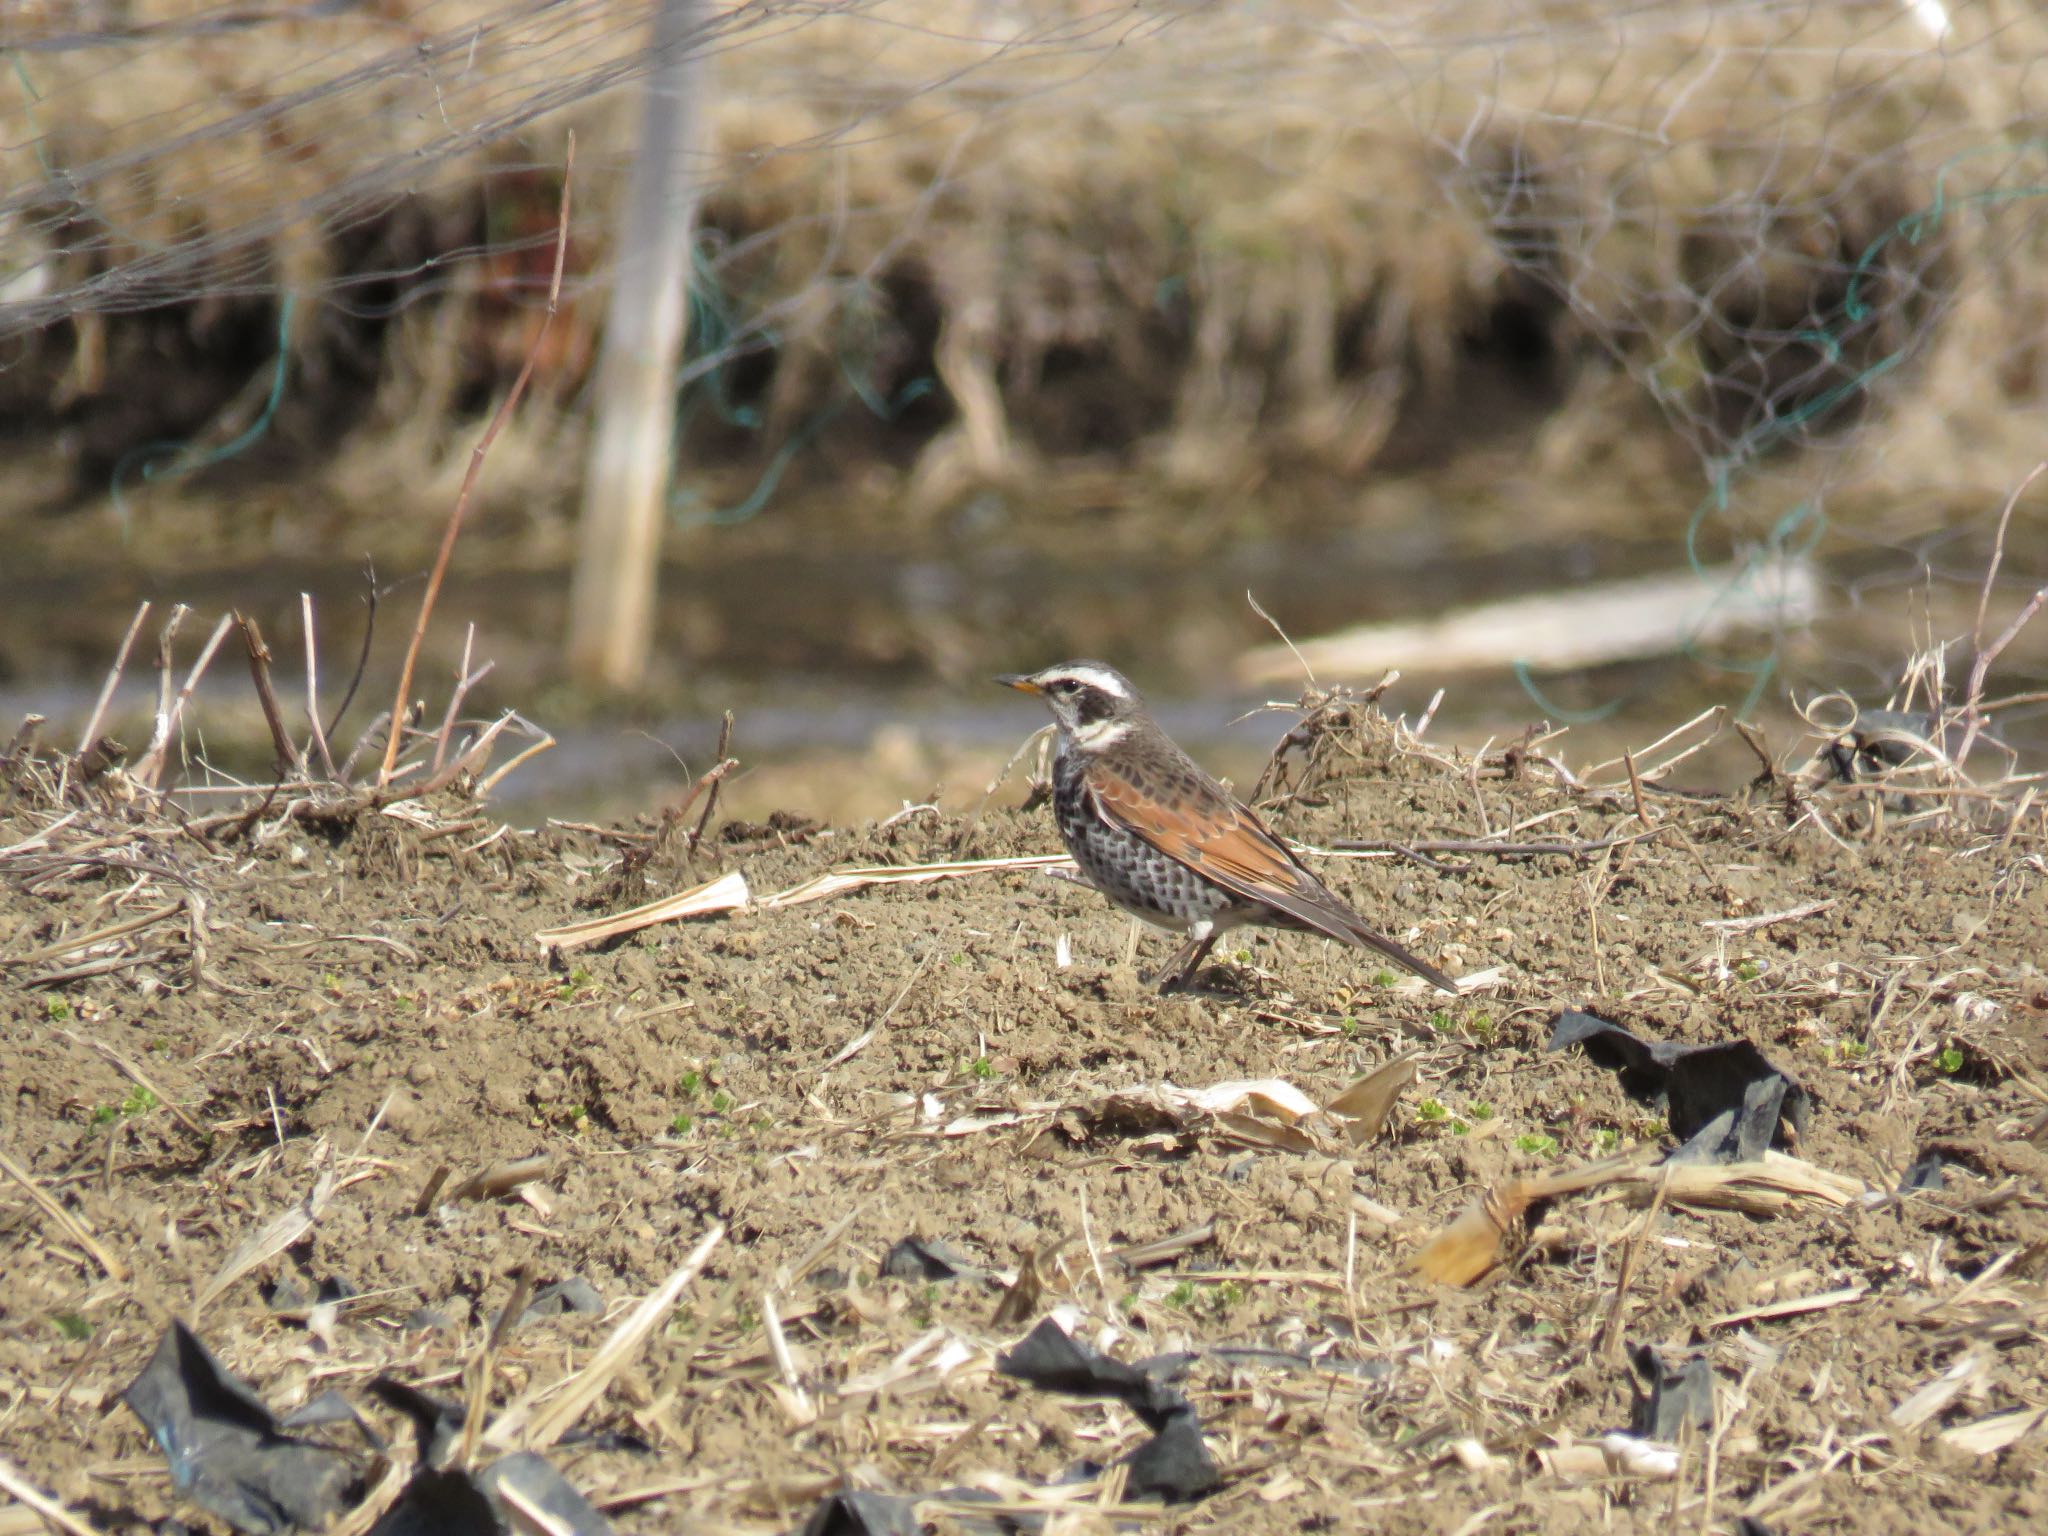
xmin=4 ymin=0 xmax=2046 ymax=722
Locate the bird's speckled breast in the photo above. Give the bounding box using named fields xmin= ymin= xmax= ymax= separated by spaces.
xmin=1052 ymin=742 xmax=1236 ymax=933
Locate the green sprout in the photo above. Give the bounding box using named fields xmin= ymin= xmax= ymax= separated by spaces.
xmin=1416 ymin=1098 xmax=1449 ymax=1123
xmin=669 ymin=1112 xmax=694 ymax=1136
xmin=93 ymin=1085 xmax=159 ymax=1125
xmin=1590 ymin=1127 xmax=1621 ymax=1155
xmin=1468 ymin=1012 xmax=1496 ymax=1043
xmin=1514 ymin=1133 xmax=1560 ymax=1158
xmin=1735 ymin=960 xmax=1761 ymax=982
xmin=1838 ymin=1040 xmax=1868 ymax=1063
xmin=1469 ymin=1101 xmax=1495 ymax=1121
xmin=52 ymin=1313 xmax=91 ymax=1342
xmin=968 ymin=1056 xmax=996 ymax=1081
xmin=710 ymin=1089 xmax=735 ymax=1114
xmin=44 ymin=997 xmax=70 ymax=1021
xmin=1936 ymin=1046 xmax=1965 ymax=1075
xmin=555 ymin=964 xmax=594 ymax=1001
xmin=1164 ymin=1281 xmax=1197 ymax=1310
xmin=1371 ymin=969 xmax=1398 ymax=988
xmin=678 ymin=1069 xmax=703 ymax=1095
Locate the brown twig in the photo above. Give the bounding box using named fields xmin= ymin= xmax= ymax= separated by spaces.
xmin=1329 ymin=832 xmax=1647 ymax=860
xmin=237 ymin=612 xmax=302 ymax=778
xmin=1959 ymin=465 xmax=2048 ymax=768
xmin=432 ymin=624 xmax=491 ymax=774
xmin=460 ymin=1263 xmax=539 ymax=1468
xmin=379 ymin=134 xmax=574 ymax=785
xmin=1623 ymin=749 xmax=1656 ymax=831
xmin=2 ymin=720 xmax=43 ymax=811
xmin=324 ymin=568 xmax=379 ymax=752
xmin=1598 ymin=1167 xmax=1670 ymax=1364
xmin=1969 ymin=461 xmax=2046 ymax=659
xmin=689 ymin=710 xmax=737 ymax=851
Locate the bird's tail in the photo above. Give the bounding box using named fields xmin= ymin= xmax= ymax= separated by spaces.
xmin=1339 ymin=918 xmax=1459 ymax=995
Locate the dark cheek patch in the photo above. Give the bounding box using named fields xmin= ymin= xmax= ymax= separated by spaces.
xmin=1074 ymin=689 xmax=1114 ymax=725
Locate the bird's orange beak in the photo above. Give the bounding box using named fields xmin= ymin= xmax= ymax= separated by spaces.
xmin=994 ymin=673 xmax=1042 ymax=694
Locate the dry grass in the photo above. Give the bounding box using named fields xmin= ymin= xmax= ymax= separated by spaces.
xmin=7 ymin=1 xmax=2048 ymax=531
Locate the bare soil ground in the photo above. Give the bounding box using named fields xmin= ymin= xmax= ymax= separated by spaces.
xmin=2 ymin=698 xmax=2044 ymax=1536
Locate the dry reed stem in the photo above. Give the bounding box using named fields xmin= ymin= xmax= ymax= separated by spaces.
xmin=379 ymin=134 xmax=574 ymax=786
xmin=0 ymin=1457 xmax=99 ymax=1536
xmin=0 ymin=902 xmax=179 ymax=969
xmin=60 ymin=1028 xmax=210 ymax=1142
xmin=509 ymin=1221 xmax=726 ymax=1450
xmin=194 ymin=1140 xmax=335 ymax=1315
xmin=136 ymin=611 xmax=234 ymax=791
xmin=0 ymin=1146 xmax=128 ymax=1282
xmin=448 ymin=1155 xmax=550 ymax=1203
xmin=534 ymin=869 xmax=751 ymax=954
xmin=302 ymin=592 xmax=336 ymax=779
xmin=73 ymin=600 xmax=150 ymax=759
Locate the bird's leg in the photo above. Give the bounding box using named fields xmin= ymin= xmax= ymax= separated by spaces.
xmin=1151 ymin=933 xmax=1219 ymax=992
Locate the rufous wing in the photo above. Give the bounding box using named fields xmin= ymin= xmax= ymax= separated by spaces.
xmin=1085 ymin=763 xmax=1456 ymax=992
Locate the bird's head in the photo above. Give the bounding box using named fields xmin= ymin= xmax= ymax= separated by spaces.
xmin=995 ymin=661 xmax=1145 ymax=749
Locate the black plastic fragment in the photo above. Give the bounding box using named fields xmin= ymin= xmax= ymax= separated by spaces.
xmin=122 ymin=1323 xmax=357 ymax=1535
xmin=997 ymin=1319 xmax=1217 ymax=1502
xmin=363 ymin=1467 xmax=500 ymax=1536
xmin=367 ymin=1377 xmax=466 ymax=1466
xmin=479 ymin=1453 xmax=615 ymax=1536
xmin=364 ymin=1454 xmax=615 ymax=1536
xmin=1900 ymin=1152 xmax=1946 ymax=1192
xmin=277 ymin=1391 xmax=375 ymax=1443
xmin=1629 ymin=1344 xmax=1715 ymax=1440
xmin=800 ymin=1489 xmax=922 ymax=1536
xmin=880 ymin=1237 xmax=973 ymax=1282
xmin=1547 ymin=1010 xmax=1810 ymax=1161
xmin=997 ymin=1317 xmax=1184 ymax=1428
xmin=1122 ymin=1411 xmax=1220 ymax=1501
xmin=520 ymin=1276 xmax=604 ymax=1322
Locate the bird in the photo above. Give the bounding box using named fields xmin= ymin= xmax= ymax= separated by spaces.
xmin=996 ymin=661 xmax=1456 ymax=993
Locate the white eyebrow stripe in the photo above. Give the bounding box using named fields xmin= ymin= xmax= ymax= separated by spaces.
xmin=1043 ymin=664 xmax=1132 ymax=698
